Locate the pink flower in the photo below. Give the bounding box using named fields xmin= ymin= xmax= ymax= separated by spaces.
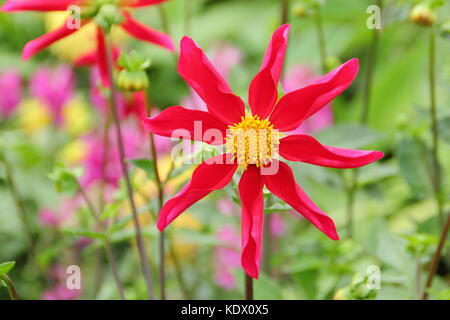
xmin=214 ymin=225 xmax=241 ymax=290
xmin=42 ymin=284 xmax=81 ymax=300
xmin=0 ymin=70 xmax=22 ymax=118
xmin=30 ymin=65 xmax=74 ymax=125
xmin=269 ymin=213 xmax=286 ymax=237
xmin=80 ymin=123 xmax=144 ymax=188
xmin=217 ymin=198 xmax=238 ymax=217
xmin=283 ymin=65 xmax=334 ymax=134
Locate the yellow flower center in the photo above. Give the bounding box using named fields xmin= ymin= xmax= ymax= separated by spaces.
xmin=225 ymin=115 xmax=280 ymax=170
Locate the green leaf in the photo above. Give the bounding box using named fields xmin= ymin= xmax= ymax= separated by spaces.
xmin=129 ymin=158 xmax=155 ymax=180
xmin=0 ymin=261 xmax=15 ymax=276
xmin=61 ymin=228 xmax=105 ymax=240
xmin=48 ymin=164 xmax=83 ymax=196
xmin=100 ymin=201 xmax=122 ymax=221
xmin=396 ymin=136 xmax=431 ymax=199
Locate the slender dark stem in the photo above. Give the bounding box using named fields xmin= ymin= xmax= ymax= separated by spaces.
xmin=361 ymin=0 xmax=382 ymax=124
xmin=346 ymin=0 xmax=382 ymax=236
xmin=280 ymin=0 xmax=289 ymax=24
xmin=145 ymin=93 xmax=167 ymax=300
xmin=1 ymin=275 xmax=19 ymax=300
xmin=314 ymin=7 xmax=327 ymax=73
xmin=104 ymin=33 xmax=156 ymax=300
xmin=78 ymin=183 xmax=126 ymax=300
xmin=0 ymin=154 xmax=33 ymax=244
xmin=416 ymin=254 xmax=422 ymax=300
xmin=183 ymin=0 xmax=192 ymax=36
xmin=428 ymin=28 xmax=443 ymax=227
xmin=422 ymin=212 xmax=450 ymax=300
xmin=169 ymin=244 xmax=191 ymax=299
xmin=245 ymin=273 xmax=253 ymax=300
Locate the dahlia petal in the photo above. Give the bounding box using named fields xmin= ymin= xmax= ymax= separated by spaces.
xmin=120 ymin=11 xmax=175 ymax=51
xmin=142 ymin=106 xmax=228 ymax=145
xmin=264 ymin=161 xmax=339 ymax=240
xmin=22 ymin=19 xmax=84 ymax=60
xmin=74 ymin=50 xmax=98 ymax=66
xmin=178 ymin=37 xmax=245 ymax=124
xmin=96 ymin=27 xmax=110 ymax=87
xmin=157 ymin=154 xmax=237 ymax=230
xmin=249 ymin=24 xmax=290 ymax=119
xmin=2 ymin=0 xmax=80 ymax=12
xmin=270 ymin=59 xmax=359 ymax=132
xmin=279 ymin=135 xmax=384 ymax=168
xmin=239 ymin=165 xmax=264 ymax=279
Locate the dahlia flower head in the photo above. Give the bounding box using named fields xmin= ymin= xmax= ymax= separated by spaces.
xmin=147 ymin=24 xmax=385 ymax=279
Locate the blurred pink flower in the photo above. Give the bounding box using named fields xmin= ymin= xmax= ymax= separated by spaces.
xmin=214 ymin=225 xmax=241 ymax=290
xmin=269 ymin=213 xmax=286 ymax=237
xmin=80 ymin=123 xmax=144 ymax=188
xmin=38 ymin=198 xmax=80 ymax=228
xmin=217 ymin=198 xmax=238 ymax=217
xmin=182 ymin=43 xmax=242 ymax=111
xmin=283 ymin=65 xmax=333 ymax=134
xmin=0 ymin=70 xmax=22 ymax=118
xmin=89 ymin=67 xmax=126 ymax=117
xmin=42 ymin=284 xmax=81 ymax=300
xmin=30 ymin=65 xmax=74 ymax=125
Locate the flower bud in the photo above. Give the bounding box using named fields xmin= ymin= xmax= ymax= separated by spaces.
xmin=410 ymin=4 xmax=436 ymax=27
xmin=117 ymin=69 xmax=149 ymax=92
xmin=293 ymin=3 xmax=309 ymax=18
xmin=440 ymin=20 xmax=450 ymax=39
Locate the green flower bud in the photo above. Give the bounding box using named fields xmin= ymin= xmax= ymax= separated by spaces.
xmin=117 ymin=69 xmax=149 ymax=92
xmin=94 ymin=3 xmax=123 ymax=32
xmin=410 ymin=4 xmax=436 ymax=27
xmin=440 ymin=20 xmax=450 ymax=39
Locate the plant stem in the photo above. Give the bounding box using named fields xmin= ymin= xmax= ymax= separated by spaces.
xmin=183 ymin=0 xmax=192 ymax=36
xmin=104 ymin=33 xmax=155 ymax=300
xmin=1 ymin=275 xmax=19 ymax=300
xmin=422 ymin=212 xmax=450 ymax=300
xmin=0 ymin=154 xmax=33 ymax=244
xmin=78 ymin=183 xmax=126 ymax=300
xmin=346 ymin=0 xmax=382 ymax=236
xmin=416 ymin=254 xmax=422 ymax=300
xmin=145 ymin=92 xmax=167 ymax=300
xmin=281 ymin=0 xmax=289 ymax=24
xmin=428 ymin=28 xmax=443 ymax=227
xmin=245 ymin=273 xmax=253 ymax=300
xmin=314 ymin=7 xmax=327 ymax=73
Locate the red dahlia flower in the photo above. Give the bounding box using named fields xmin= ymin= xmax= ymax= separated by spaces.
xmin=144 ymin=24 xmax=384 ymax=279
xmin=1 ymin=0 xmax=175 ymax=61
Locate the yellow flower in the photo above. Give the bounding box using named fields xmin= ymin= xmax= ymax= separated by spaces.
xmin=19 ymin=98 xmax=52 ymax=134
xmin=59 ymin=140 xmax=89 ymax=165
xmin=44 ymin=12 xmax=126 ymax=62
xmin=62 ymin=98 xmax=92 ymax=136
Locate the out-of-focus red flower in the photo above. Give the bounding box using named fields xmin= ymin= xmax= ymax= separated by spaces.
xmin=2 ymin=0 xmax=175 ymax=84
xmin=30 ymin=65 xmax=75 ymax=125
xmin=0 ymin=70 xmax=22 ymax=119
xmin=283 ymin=65 xmax=333 ymax=134
xmin=145 ymin=24 xmax=384 ymax=279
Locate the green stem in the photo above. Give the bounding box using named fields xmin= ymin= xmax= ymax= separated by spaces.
xmin=1 ymin=275 xmax=19 ymax=300
xmin=104 ymin=33 xmax=156 ymax=300
xmin=0 ymin=154 xmax=34 ymax=244
xmin=183 ymin=0 xmax=192 ymax=36
xmin=77 ymin=183 xmax=126 ymax=300
xmin=245 ymin=273 xmax=253 ymax=300
xmin=145 ymin=92 xmax=167 ymax=300
xmin=346 ymin=0 xmax=382 ymax=236
xmin=416 ymin=254 xmax=422 ymax=300
xmin=281 ymin=0 xmax=289 ymax=24
xmin=428 ymin=28 xmax=443 ymax=227
xmin=314 ymin=7 xmax=327 ymax=73
xmin=422 ymin=212 xmax=450 ymax=300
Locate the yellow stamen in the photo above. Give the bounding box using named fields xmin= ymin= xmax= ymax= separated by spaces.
xmin=225 ymin=115 xmax=280 ymax=170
